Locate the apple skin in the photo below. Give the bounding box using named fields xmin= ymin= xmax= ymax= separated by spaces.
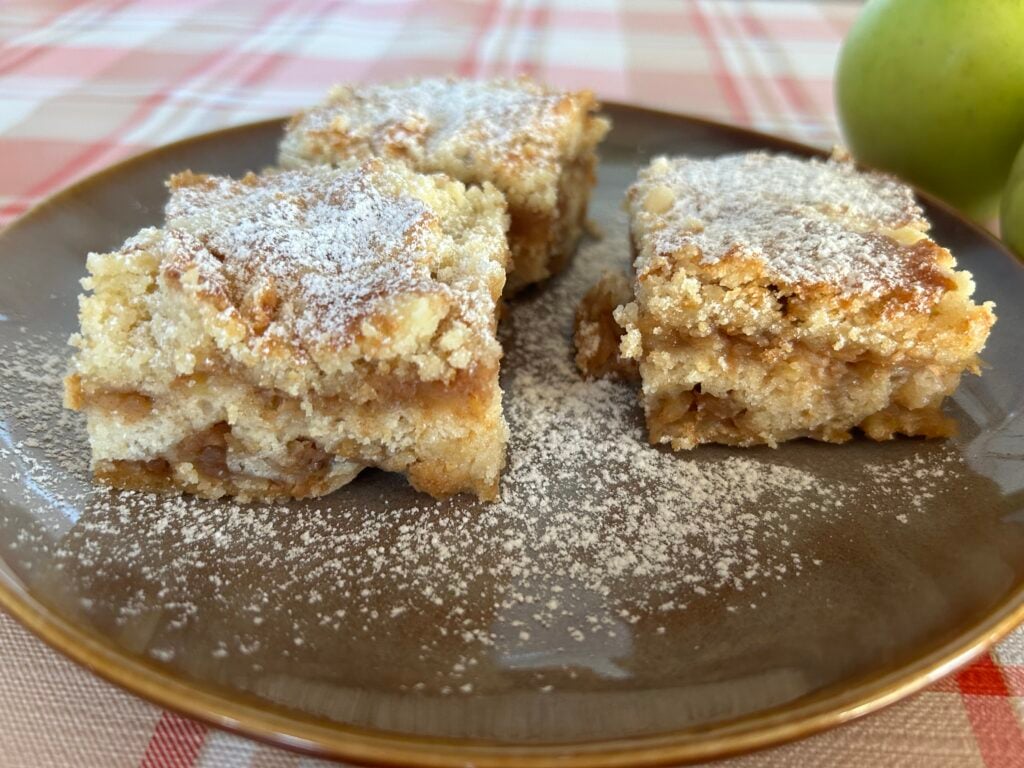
xmin=836 ymin=0 xmax=1024 ymax=221
xmin=1002 ymin=141 xmax=1024 ymax=257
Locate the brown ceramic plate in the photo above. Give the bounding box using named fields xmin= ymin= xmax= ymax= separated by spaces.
xmin=1 ymin=104 xmax=1023 ymax=767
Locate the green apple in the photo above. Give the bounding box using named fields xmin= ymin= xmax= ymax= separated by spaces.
xmin=1002 ymin=140 xmax=1024 ymax=257
xmin=836 ymin=0 xmax=1024 ymax=221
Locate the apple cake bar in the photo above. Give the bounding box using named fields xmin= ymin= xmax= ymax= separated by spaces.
xmin=278 ymin=77 xmax=610 ymax=292
xmin=64 ymin=160 xmax=510 ymax=500
xmin=577 ymin=150 xmax=996 ymax=449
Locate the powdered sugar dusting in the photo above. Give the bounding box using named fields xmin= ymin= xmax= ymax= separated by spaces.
xmin=632 ymin=152 xmax=944 ymax=304
xmin=0 ymin=208 xmax=967 ymax=699
xmin=296 ymin=78 xmax=562 ymax=155
xmin=163 ymin=165 xmax=467 ymax=348
xmin=282 ymin=78 xmax=598 ymax=206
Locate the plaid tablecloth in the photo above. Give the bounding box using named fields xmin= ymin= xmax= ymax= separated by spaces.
xmin=1 ymin=2 xmax=1022 ymax=766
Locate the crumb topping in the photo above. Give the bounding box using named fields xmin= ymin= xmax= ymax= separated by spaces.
xmin=9 ymin=210 xmax=971 ymax=698
xmin=630 ymin=152 xmax=949 ymax=306
xmin=282 ymin=77 xmax=607 ymax=209
xmin=162 ymin=164 xmax=500 ymax=352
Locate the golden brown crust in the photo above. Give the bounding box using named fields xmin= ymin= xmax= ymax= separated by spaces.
xmin=162 ymin=162 xmax=505 ymax=359
xmin=66 ymin=163 xmax=510 ymax=501
xmin=627 ymin=150 xmax=955 ymax=311
xmin=278 ymin=77 xmax=609 ymax=290
xmin=611 ymin=151 xmax=996 ymax=450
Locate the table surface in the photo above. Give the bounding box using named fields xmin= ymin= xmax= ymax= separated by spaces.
xmin=2 ymin=2 xmax=1023 ymax=766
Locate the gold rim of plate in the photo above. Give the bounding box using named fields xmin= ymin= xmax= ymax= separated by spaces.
xmin=1 ymin=105 xmax=1023 ymax=767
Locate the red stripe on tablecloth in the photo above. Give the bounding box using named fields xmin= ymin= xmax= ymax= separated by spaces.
xmin=960 ymin=654 xmax=1013 ymax=696
xmin=266 ymin=53 xmax=452 ymax=88
xmin=0 ymin=44 xmax=129 ymax=79
xmin=685 ymin=2 xmax=750 ymax=125
xmin=515 ymin=7 xmax=843 ymax=38
xmin=735 ymin=10 xmax=818 ymax=119
xmin=0 ymin=0 xmax=135 ymax=75
xmin=456 ymin=0 xmax=502 ymax=77
xmin=957 ymin=654 xmax=1024 ymax=768
xmin=733 ymin=11 xmax=841 ymax=41
xmin=706 ymin=3 xmax=782 ymax=125
xmin=139 ymin=712 xmax=207 ymax=768
xmin=0 ymin=137 xmax=146 ymax=225
xmin=220 ymin=0 xmax=342 ymax=94
xmin=0 ymin=0 xmax=293 ymax=223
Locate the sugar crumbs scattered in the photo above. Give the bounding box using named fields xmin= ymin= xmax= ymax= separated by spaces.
xmin=0 ymin=209 xmax=961 ymax=695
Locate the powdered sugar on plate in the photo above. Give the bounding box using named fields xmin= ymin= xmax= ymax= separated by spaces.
xmin=0 ymin=205 xmax=963 ymax=696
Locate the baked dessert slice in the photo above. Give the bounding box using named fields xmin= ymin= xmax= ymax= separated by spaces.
xmin=580 ymin=150 xmax=996 ymax=449
xmin=65 ymin=161 xmax=510 ymax=500
xmin=278 ymin=77 xmax=610 ymax=292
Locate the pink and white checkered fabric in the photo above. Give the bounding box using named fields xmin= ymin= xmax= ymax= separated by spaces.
xmin=1 ymin=2 xmax=1022 ymax=766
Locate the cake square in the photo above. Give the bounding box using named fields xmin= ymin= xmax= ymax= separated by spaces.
xmin=64 ymin=160 xmax=510 ymax=500
xmin=278 ymin=77 xmax=610 ymax=292
xmin=581 ymin=151 xmax=996 ymax=449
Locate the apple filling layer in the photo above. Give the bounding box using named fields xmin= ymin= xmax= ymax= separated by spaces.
xmin=65 ymin=162 xmax=511 ymax=501
xmin=640 ymin=333 xmax=964 ymax=449
xmin=71 ymin=363 xmax=503 ymax=500
xmin=576 ymin=151 xmax=996 ymax=450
